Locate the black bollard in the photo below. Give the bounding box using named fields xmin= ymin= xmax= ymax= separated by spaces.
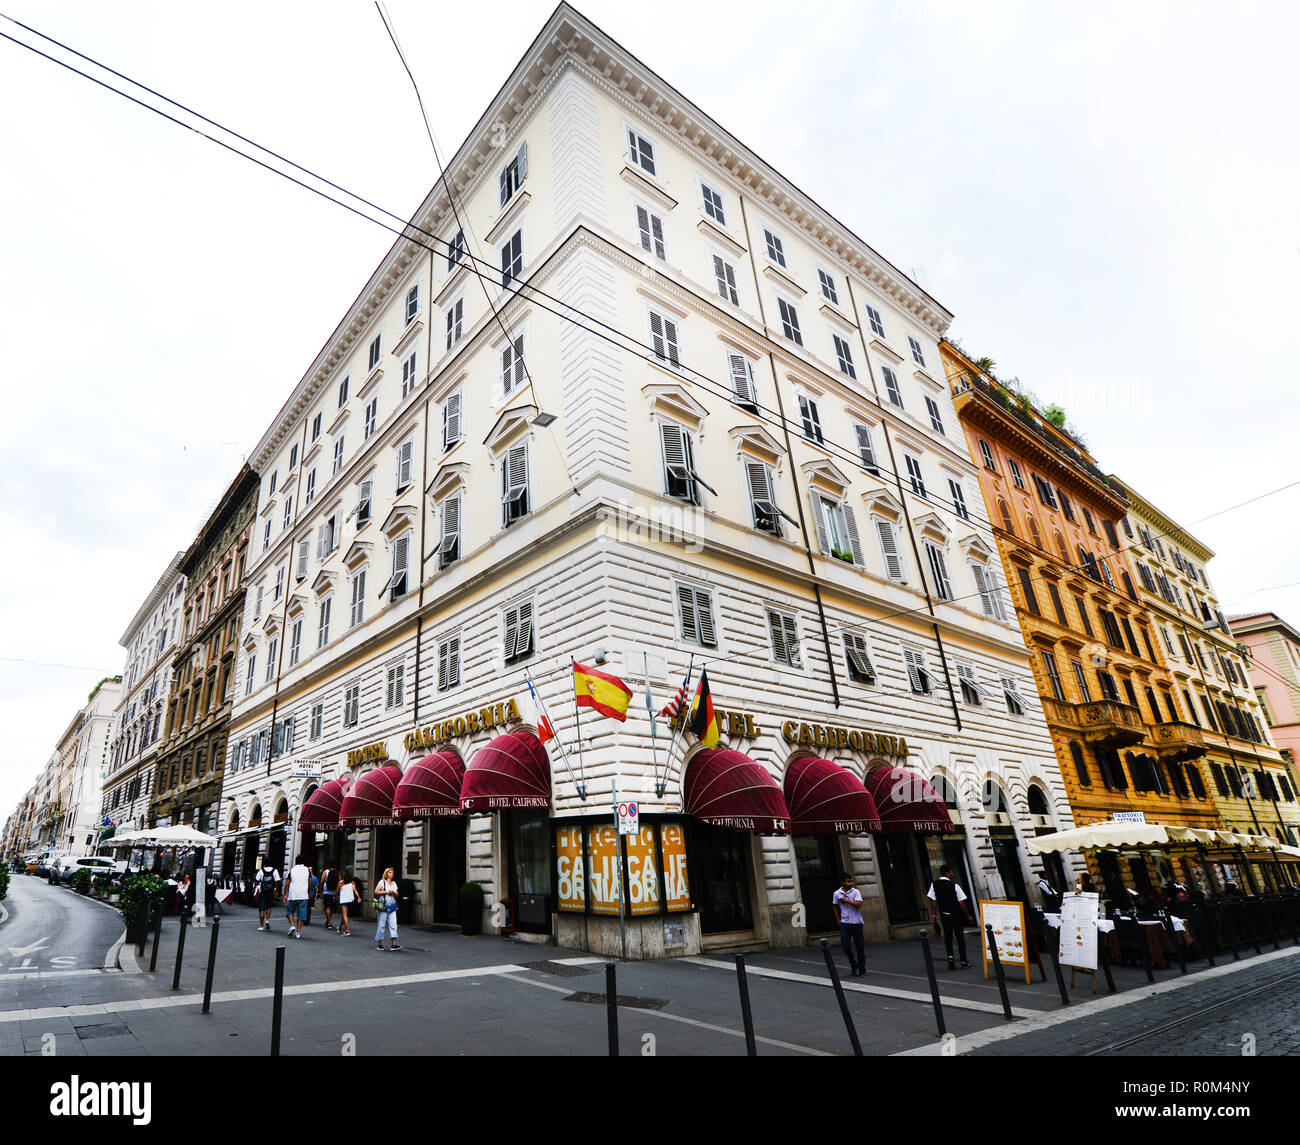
xmin=604 ymin=963 xmax=619 ymax=1057
xmin=171 ymin=908 xmax=189 ymax=990
xmin=138 ymin=898 xmax=152 ymax=958
xmin=201 ymin=916 xmax=221 ymax=1014
xmin=1134 ymin=920 xmax=1155 ymax=984
xmin=271 ymin=946 xmax=285 ymax=1057
xmin=1048 ymin=943 xmax=1070 ymax=1005
xmin=149 ymin=905 xmax=163 ymax=973
xmin=1097 ymin=932 xmax=1117 ymax=993
xmin=817 ymin=938 xmax=863 ymax=1056
xmin=734 ymin=955 xmax=757 ymax=1057
xmin=918 ymin=930 xmax=947 ymax=1037
xmin=985 ymin=925 xmax=1013 ymax=1020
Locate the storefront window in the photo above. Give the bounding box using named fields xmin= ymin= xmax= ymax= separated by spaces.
xmin=510 ymin=811 xmax=551 ymax=895
xmin=556 ymin=821 xmax=691 ymax=916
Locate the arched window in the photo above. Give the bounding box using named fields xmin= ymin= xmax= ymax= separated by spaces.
xmin=1054 ymin=531 xmax=1070 ymax=563
xmin=1120 ymin=570 xmax=1137 ymax=601
xmin=1027 ymin=516 xmax=1044 ymax=550
xmin=998 ymin=498 xmax=1015 ymax=536
xmin=930 ymin=774 xmax=960 ymax=809
xmin=981 ymin=779 xmax=1009 ymax=814
xmin=248 ymin=803 xmax=263 ymax=828
xmin=1027 ymin=785 xmax=1051 ymax=815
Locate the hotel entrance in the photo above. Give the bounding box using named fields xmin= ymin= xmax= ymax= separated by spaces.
xmin=431 ymin=818 xmax=467 ymax=924
xmin=688 ymin=821 xmax=754 ymax=935
xmin=793 ymin=835 xmax=841 ymax=934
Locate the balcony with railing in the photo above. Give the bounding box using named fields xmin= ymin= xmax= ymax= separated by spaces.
xmin=1148 ymin=721 xmax=1208 ymax=762
xmin=1042 ymin=697 xmax=1146 ymax=748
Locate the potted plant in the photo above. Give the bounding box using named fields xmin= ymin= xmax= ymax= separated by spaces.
xmin=71 ymin=868 xmax=92 ymax=896
xmin=92 ymin=874 xmax=115 ymax=901
xmin=459 ymin=881 xmax=484 ymax=935
xmin=0 ymin=865 xmax=9 ymax=903
xmin=119 ymin=873 xmax=168 ymax=944
xmin=396 ymin=877 xmax=417 ymax=925
xmin=832 ymin=547 xmax=854 ymax=564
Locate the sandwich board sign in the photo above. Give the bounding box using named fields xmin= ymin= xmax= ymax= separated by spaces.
xmin=979 ymin=899 xmax=1031 ymax=984
xmin=1058 ymin=891 xmax=1100 ymax=971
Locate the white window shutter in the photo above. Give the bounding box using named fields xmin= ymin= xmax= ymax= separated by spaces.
xmin=971 ymin=562 xmax=993 ymax=617
xmin=843 ymin=504 xmax=864 ymax=566
xmin=783 ymin=614 xmax=800 ymax=666
xmin=695 ymin=588 xmax=717 ymax=647
xmin=729 ymin=354 xmax=756 ymax=406
xmin=855 ymin=424 xmax=877 ymax=471
xmin=768 ymin=613 xmax=787 ymax=664
xmin=441 ymin=495 xmax=460 ymax=555
xmin=810 ymin=494 xmax=830 ymax=555
xmin=393 ymin=535 xmax=409 ymax=590
xmin=444 ymin=392 xmax=461 ymax=448
xmin=876 ymin=518 xmax=905 ymax=582
xmin=677 ymin=584 xmax=698 ymax=644
xmin=637 ymin=205 xmax=652 ymax=252
xmin=516 ymin=140 xmax=527 ymax=182
xmin=649 ymin=311 xmax=666 ymax=360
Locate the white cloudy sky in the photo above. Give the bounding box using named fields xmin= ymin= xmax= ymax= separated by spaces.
xmin=2 ymin=0 xmax=1298 ymax=821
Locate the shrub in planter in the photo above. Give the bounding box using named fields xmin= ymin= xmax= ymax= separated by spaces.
xmin=459 ymin=882 xmax=484 ymax=935
xmin=92 ymin=874 xmax=114 ymax=900
xmin=72 ymin=868 xmax=93 ymax=895
xmin=0 ymin=865 xmax=9 ymax=902
xmin=119 ymin=874 xmax=168 ymax=942
xmin=397 ymin=877 xmax=416 ymax=925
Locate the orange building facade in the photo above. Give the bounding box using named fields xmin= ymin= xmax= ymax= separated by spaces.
xmin=943 ymin=343 xmax=1221 ymax=901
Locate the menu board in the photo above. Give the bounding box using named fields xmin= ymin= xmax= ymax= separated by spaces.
xmin=555 ymin=825 xmax=586 ymax=913
xmin=586 ymin=826 xmax=623 ymax=916
xmin=979 ymin=899 xmax=1031 ymax=984
xmin=624 ymin=826 xmax=661 ymax=917
xmin=1057 ymin=891 xmax=1100 ymax=970
xmin=660 ymin=823 xmax=692 ymax=912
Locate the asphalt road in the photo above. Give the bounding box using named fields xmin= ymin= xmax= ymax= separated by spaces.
xmin=0 ymin=871 xmax=125 ymax=980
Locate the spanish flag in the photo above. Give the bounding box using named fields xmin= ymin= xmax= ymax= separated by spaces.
xmin=688 ymin=668 xmax=720 ymax=748
xmin=574 ymin=661 xmax=634 ymax=721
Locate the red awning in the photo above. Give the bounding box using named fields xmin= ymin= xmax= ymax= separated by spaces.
xmin=460 ymin=731 xmax=551 ymax=812
xmin=393 ymin=751 xmax=465 ymax=819
xmin=784 ymin=756 xmax=881 ymax=834
xmin=682 ymin=748 xmax=790 ymax=834
xmin=338 ymin=763 xmax=403 ymax=829
xmin=299 ymin=775 xmax=352 ymax=831
xmin=863 ymin=767 xmax=954 ymax=834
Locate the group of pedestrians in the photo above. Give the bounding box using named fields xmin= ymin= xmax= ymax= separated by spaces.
xmin=250 ymin=855 xmax=400 ymax=950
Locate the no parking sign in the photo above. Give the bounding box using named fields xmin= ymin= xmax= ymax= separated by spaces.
xmin=617 ymin=800 xmax=639 ymax=835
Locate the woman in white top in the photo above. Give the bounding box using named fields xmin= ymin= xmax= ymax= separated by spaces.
xmin=336 ymin=867 xmax=358 ymax=936
xmin=374 ymin=867 xmax=400 ymax=950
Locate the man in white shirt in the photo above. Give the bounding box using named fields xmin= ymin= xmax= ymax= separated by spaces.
xmin=927 ymin=864 xmax=974 ymax=969
xmin=284 ymin=855 xmax=312 ymax=938
xmin=832 ymin=873 xmax=866 ymax=977
xmin=255 ymin=862 xmax=281 ymax=931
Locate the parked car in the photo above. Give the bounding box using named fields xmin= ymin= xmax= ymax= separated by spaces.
xmin=23 ymin=853 xmax=40 ymax=874
xmin=56 ymin=856 xmax=115 ymax=886
xmin=37 ymin=851 xmax=69 ymax=881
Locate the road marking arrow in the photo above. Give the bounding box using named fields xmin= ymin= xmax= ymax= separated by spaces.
xmin=8 ymin=936 xmax=50 ymax=958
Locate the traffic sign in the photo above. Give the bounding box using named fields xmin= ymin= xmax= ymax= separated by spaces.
xmin=617 ymin=800 xmax=639 ymax=835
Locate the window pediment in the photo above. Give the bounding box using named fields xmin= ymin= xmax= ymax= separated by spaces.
xmin=871 ymin=338 xmax=903 ymax=365
xmin=914 ymin=369 xmax=942 ymax=392
xmin=958 ymin=533 xmax=994 ymax=561
xmin=762 ymin=263 xmax=806 ymax=298
xmin=261 ymin=613 xmax=280 ymax=636
xmin=728 ymin=424 xmax=784 ymax=466
xmin=864 ymin=488 xmax=905 ymax=520
xmin=642 ymin=382 xmax=707 ymax=431
xmin=620 ymin=165 xmax=677 ymax=211
xmin=429 ymin=461 xmax=470 ymax=502
xmin=241 ymin=631 xmax=258 ymax=652
xmin=801 ymin=457 xmax=852 ymax=496
xmin=285 ymin=593 xmax=307 ymax=619
xmin=485 ymin=190 xmax=532 ymax=245
xmin=914 ymin=512 xmax=950 ymax=543
xmin=484 ymin=403 xmax=537 ymax=453
xmin=697 ymin=217 xmax=745 ymax=258
xmin=342 ymin=541 xmax=372 ymax=571
xmin=392 ymin=318 xmax=424 ymax=359
xmin=819 ymin=302 xmax=856 ymax=334
xmin=381 ymin=503 xmax=418 ymax=540
xmin=311 ymin=569 xmax=337 ymax=597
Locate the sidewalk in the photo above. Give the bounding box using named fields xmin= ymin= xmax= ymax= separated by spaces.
xmin=2 ymin=902 xmax=1291 ymax=1055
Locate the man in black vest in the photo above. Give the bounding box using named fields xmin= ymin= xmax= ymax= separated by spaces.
xmin=927 ymin=864 xmax=975 ymax=969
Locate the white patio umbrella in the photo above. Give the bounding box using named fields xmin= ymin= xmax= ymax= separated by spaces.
xmin=1027 ymin=820 xmax=1181 ymax=854
xmin=122 ymin=825 xmax=218 ymax=847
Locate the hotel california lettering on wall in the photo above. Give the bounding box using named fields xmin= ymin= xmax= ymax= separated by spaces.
xmin=404 ymin=697 xmax=522 ymax=753
xmin=780 ymin=721 xmax=907 ymax=757
xmin=346 ymin=742 xmax=388 ymax=768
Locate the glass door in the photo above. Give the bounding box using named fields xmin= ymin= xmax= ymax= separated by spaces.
xmin=689 ymin=822 xmax=754 ymax=934
xmin=793 ymin=835 xmax=841 ymax=934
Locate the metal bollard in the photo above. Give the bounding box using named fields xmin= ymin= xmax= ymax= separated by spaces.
xmin=734 ymin=955 xmax=757 ymax=1057
xmin=1048 ymin=943 xmax=1070 ymax=1005
xmin=171 ymin=908 xmax=189 ymax=990
xmin=1134 ymin=920 xmax=1155 ymax=984
xmin=1097 ymin=933 xmax=1117 ymax=993
xmin=604 ymin=963 xmax=619 ymax=1057
xmin=149 ymin=905 xmax=163 ymax=972
xmin=918 ymin=930 xmax=947 ymax=1037
xmin=271 ymin=946 xmax=285 ymax=1057
xmin=201 ymin=916 xmax=221 ymax=1014
xmin=817 ymin=938 xmax=863 ymax=1056
xmin=985 ymin=925 xmax=1013 ymax=1020
xmin=138 ymin=898 xmax=152 ymax=958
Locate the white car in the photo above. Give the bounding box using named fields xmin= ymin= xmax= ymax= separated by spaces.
xmin=57 ymin=855 xmax=116 ymax=886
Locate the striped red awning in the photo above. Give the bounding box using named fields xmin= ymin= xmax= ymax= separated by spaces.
xmin=338 ymin=763 xmax=403 ymax=829
xmin=460 ymin=731 xmax=551 ymax=812
xmin=393 ymin=751 xmax=465 ymax=819
xmin=784 ymin=756 xmax=881 ymax=834
xmin=299 ymin=774 xmax=352 ymax=831
xmin=863 ymin=767 xmax=954 ymax=834
xmin=682 ymin=748 xmax=790 ymax=834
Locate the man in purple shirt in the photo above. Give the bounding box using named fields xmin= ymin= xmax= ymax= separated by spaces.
xmin=832 ymin=873 xmax=866 ymax=976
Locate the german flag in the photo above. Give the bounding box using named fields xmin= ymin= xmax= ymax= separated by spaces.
xmin=688 ymin=668 xmax=720 ymax=748
xmin=574 ymin=661 xmax=633 ymax=721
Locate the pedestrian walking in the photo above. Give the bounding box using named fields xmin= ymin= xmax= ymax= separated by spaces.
xmin=927 ymin=864 xmax=974 ymax=969
xmin=255 ymin=859 xmax=281 ymax=931
xmin=284 ymin=855 xmax=312 ymax=939
xmin=832 ymin=873 xmax=866 ymax=976
xmin=1035 ymin=869 xmax=1062 ymax=912
xmin=336 ymin=868 xmax=358 ymax=935
xmin=321 ymin=865 xmax=339 ymax=930
xmin=374 ymin=867 xmax=400 ymax=950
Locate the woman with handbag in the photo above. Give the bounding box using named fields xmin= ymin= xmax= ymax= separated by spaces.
xmin=336 ymin=868 xmax=358 ymax=935
xmin=374 ymin=866 xmax=401 ymax=950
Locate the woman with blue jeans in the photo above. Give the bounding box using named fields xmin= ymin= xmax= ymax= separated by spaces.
xmin=375 ymin=867 xmax=400 ymax=950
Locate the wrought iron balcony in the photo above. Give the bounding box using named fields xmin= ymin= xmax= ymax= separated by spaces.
xmin=1148 ymin=721 xmax=1207 ymax=762
xmin=1042 ymin=697 xmax=1146 ymax=748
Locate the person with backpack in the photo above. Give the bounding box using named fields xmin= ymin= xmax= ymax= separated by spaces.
xmin=284 ymin=855 xmax=312 ymax=939
xmin=321 ymin=865 xmax=340 ymax=930
xmin=255 ymin=859 xmax=281 ymax=931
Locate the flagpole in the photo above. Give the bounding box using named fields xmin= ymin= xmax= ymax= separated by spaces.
xmin=613 ymin=773 xmax=628 ymax=963
xmin=525 ymin=669 xmax=582 ymax=802
xmin=570 ymin=658 xmax=587 ymax=799
xmin=644 ymin=652 xmax=665 ymax=799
